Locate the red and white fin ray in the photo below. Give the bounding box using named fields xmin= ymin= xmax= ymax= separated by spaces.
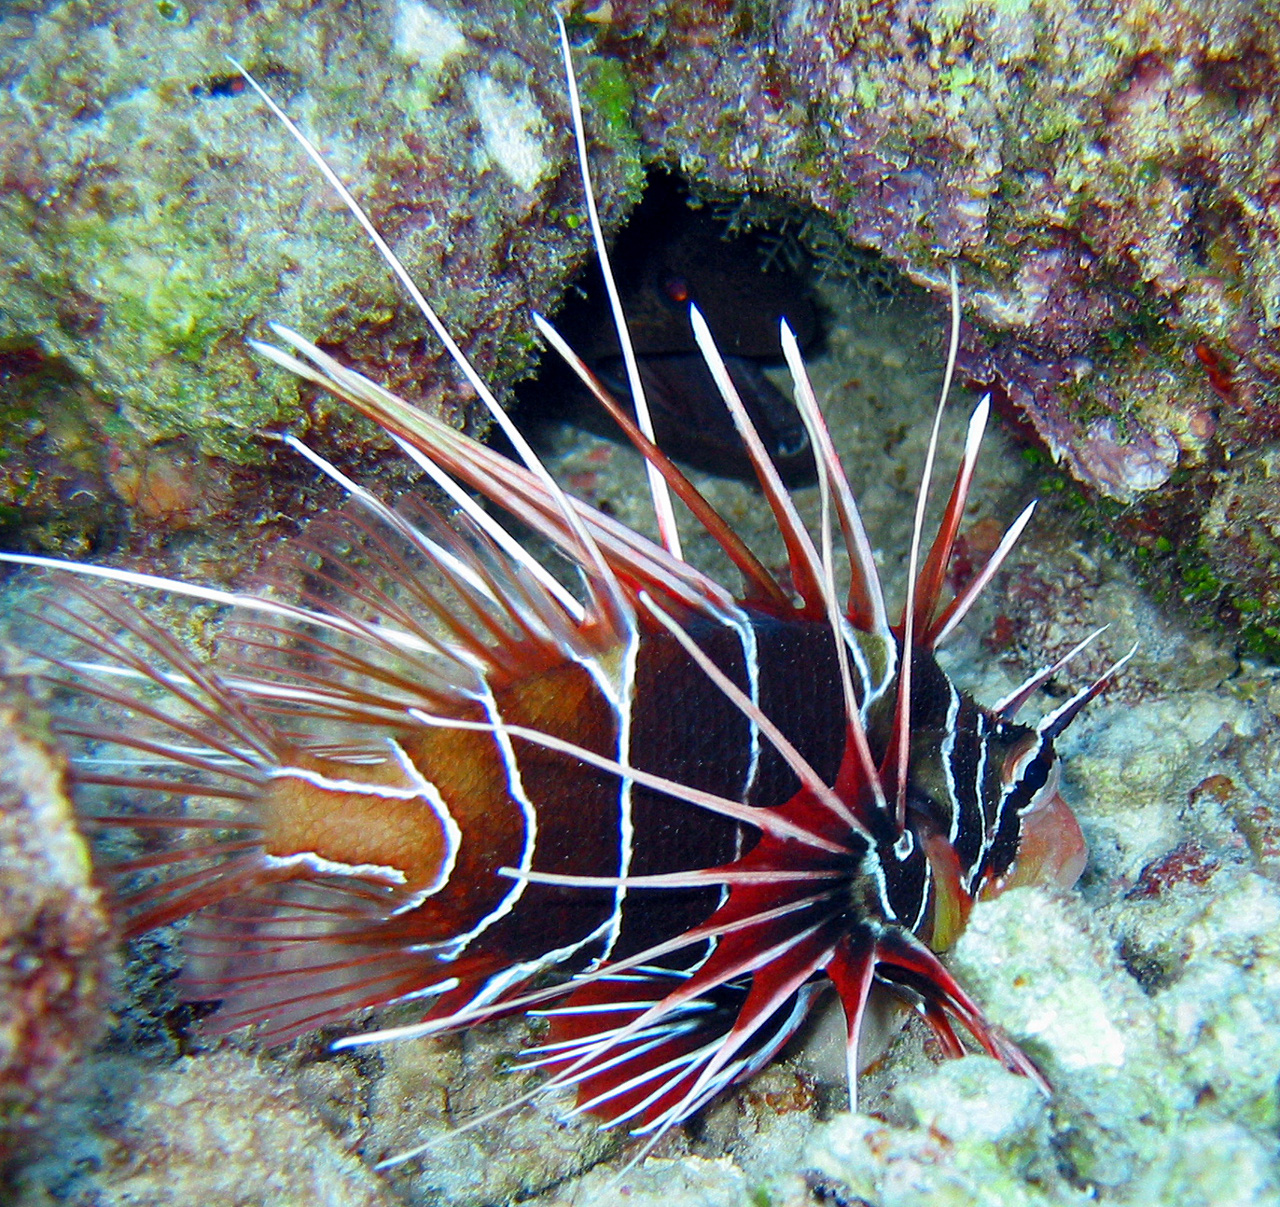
xmin=874 ymin=926 xmax=1049 ymax=1091
xmin=639 ymin=591 xmax=873 ymax=839
xmin=515 ymin=814 xmax=851 ymax=1134
xmin=554 ymin=15 xmax=681 ymax=561
xmin=272 ymin=516 xmax=506 ymax=677
xmin=498 ymin=866 xmax=844 ymax=891
xmin=918 ymin=998 xmax=966 ymax=1058
xmin=786 ymin=330 xmax=890 ymax=821
xmin=179 ymin=884 xmax=461 ymax=1042
xmin=372 ymin=969 xmax=725 ymax=1169
xmin=910 ymin=396 xmax=991 ymax=639
xmin=252 ymin=329 xmax=736 ymax=625
xmin=384 ymin=430 xmax=586 ymax=625
xmin=532 ymin=312 xmax=793 ymax=615
xmin=535 ymin=908 xmax=839 ymax=1112
xmin=886 ymin=266 xmax=963 ymax=830
xmin=688 ymin=305 xmax=827 ymax=615
xmin=278 ymin=435 xmax=499 ymax=609
xmin=337 ymin=891 xmax=845 ymax=1170
xmin=217 ymin=508 xmax=560 ymax=732
xmin=11 ymin=586 xmax=380 ymax=937
xmin=204 ymin=521 xmax=500 ymax=730
xmin=638 ymin=924 xmax=841 ymax=1131
xmin=523 ymin=974 xmax=735 ymax=1117
xmin=38 ymin=583 xmax=276 ymax=768
xmin=1036 ymin=643 xmax=1137 ymax=741
xmin=233 ymin=61 xmax=633 ymax=638
xmin=273 ymin=436 xmax=575 ymax=664
xmin=824 ymin=928 xmax=877 ymax=1113
xmin=927 ymin=498 xmax=1036 ymax=647
xmin=0 ymin=551 xmax=445 ymax=666
xmin=779 ymin=319 xmax=888 ymax=638
xmin=332 ymin=890 xmax=835 ymax=1051
xmin=993 ymin=624 xmax=1109 ymax=719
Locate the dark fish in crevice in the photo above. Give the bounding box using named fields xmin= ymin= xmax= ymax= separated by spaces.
xmin=522 ymin=172 xmax=822 ymax=484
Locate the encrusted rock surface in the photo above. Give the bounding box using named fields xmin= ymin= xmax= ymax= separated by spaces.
xmin=605 ymin=0 xmax=1279 ymax=496
xmin=0 ymin=0 xmax=638 ymax=555
xmin=8 ymin=1050 xmax=399 ymax=1206
xmin=5 ymin=4 xmax=1280 ymax=1202
xmin=0 ymin=686 xmax=113 ymax=1142
xmin=6 ymin=0 xmax=1280 ymax=641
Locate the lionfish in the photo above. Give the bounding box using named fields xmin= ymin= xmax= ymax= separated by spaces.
xmin=1 ymin=18 xmax=1124 ymax=1158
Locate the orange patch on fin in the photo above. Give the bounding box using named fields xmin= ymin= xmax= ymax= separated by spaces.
xmin=919 ymin=827 xmax=973 ymax=951
xmin=261 ymin=750 xmax=450 ymax=895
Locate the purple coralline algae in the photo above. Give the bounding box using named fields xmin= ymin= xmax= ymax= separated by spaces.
xmin=605 ymin=0 xmax=1276 ymax=501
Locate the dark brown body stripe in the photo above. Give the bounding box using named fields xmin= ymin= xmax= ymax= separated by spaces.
xmin=616 ymin=621 xmax=751 ymax=962
xmin=747 ymin=617 xmax=847 ymax=807
xmin=948 ymin=699 xmax=987 ymax=874
xmin=984 ymin=739 xmax=1056 ymax=884
xmin=613 ymin=616 xmax=848 ymax=963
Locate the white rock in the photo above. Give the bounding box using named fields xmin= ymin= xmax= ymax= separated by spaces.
xmin=465 ymin=73 xmax=551 ymax=193
xmin=392 ymin=0 xmax=467 ymax=80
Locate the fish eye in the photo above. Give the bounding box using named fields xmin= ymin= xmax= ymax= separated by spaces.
xmin=1000 ymin=732 xmax=1038 ymax=784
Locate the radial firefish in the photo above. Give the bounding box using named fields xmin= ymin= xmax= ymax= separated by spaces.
xmin=0 ymin=18 xmax=1125 ymax=1152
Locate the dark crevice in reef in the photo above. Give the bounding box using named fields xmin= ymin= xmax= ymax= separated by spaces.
xmin=513 ymin=169 xmax=915 ymax=488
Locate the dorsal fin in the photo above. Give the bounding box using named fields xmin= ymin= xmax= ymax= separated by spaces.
xmin=911 ymin=395 xmax=990 ymax=636
xmin=253 ymin=326 xmax=738 ymax=623
xmin=884 ymin=266 xmax=964 ymax=830
xmin=553 ymin=16 xmax=682 ymax=560
xmin=779 ymin=320 xmax=889 ymax=639
xmin=688 ymin=305 xmax=828 ymax=616
xmin=232 ymin=57 xmax=634 ymax=640
xmin=532 ymin=312 xmax=793 ymax=614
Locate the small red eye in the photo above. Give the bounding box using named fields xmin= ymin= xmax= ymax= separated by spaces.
xmin=663 ymin=275 xmax=690 ymax=304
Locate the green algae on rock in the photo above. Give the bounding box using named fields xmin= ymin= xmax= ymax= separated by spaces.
xmin=0 ymin=0 xmax=641 ymax=470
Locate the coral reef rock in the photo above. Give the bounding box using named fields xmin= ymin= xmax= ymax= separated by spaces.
xmin=0 ymin=687 xmax=112 ymax=1139
xmin=0 ymin=0 xmax=638 ymax=478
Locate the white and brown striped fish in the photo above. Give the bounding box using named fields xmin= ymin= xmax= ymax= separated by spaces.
xmin=0 ymin=18 xmax=1128 ymax=1149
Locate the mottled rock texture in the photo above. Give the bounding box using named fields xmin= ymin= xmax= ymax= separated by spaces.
xmin=9 ymin=1050 xmax=400 ymax=1207
xmin=609 ymin=0 xmax=1270 ymax=488
xmin=0 ymin=687 xmax=112 ymax=1139
xmin=6 ymin=0 xmax=1280 ymax=641
xmin=0 ymin=0 xmax=638 ymax=569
